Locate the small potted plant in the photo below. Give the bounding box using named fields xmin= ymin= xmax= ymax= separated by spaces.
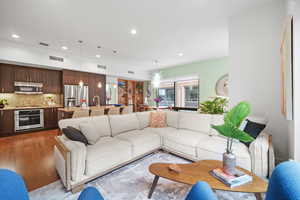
xmin=153 ymin=96 xmax=163 ymax=109
xmin=211 ymin=101 xmax=254 ymax=175
xmin=199 ymin=97 xmax=228 ymax=114
xmin=0 ymin=98 xmax=8 ymax=109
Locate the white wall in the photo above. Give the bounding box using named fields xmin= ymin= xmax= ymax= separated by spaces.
xmin=0 ymin=39 xmax=151 ymax=80
xmin=229 ymin=0 xmax=289 ymax=161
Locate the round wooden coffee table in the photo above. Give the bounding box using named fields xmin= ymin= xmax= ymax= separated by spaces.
xmin=148 ymin=160 xmax=267 ymax=200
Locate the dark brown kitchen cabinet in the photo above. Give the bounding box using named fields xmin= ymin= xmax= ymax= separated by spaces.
xmin=43 ymin=70 xmax=62 ymax=94
xmin=0 ymin=64 xmax=14 ymax=93
xmin=44 ymin=108 xmax=58 ymax=129
xmin=0 ymin=110 xmax=14 ymax=137
xmin=88 ymin=73 xmax=106 ymax=106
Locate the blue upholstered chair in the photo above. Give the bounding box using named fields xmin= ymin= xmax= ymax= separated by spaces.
xmin=185 ymin=161 xmax=300 ymax=200
xmin=0 ymin=169 xmax=104 ymax=200
xmin=185 ymin=181 xmax=217 ymax=200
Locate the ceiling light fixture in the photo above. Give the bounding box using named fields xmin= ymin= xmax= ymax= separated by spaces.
xmin=98 ymin=82 xmax=102 ymax=88
xmin=11 ymin=34 xmax=20 ymax=39
xmin=178 ymin=53 xmax=183 ymax=57
xmin=96 ymin=54 xmax=101 ymax=58
xmin=61 ymin=46 xmax=68 ymax=50
xmin=131 ymin=29 xmax=137 ymax=35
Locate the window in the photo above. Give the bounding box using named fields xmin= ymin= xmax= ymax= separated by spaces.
xmin=175 ymin=80 xmax=199 ymax=108
xmin=157 ymin=79 xmax=199 ymax=108
xmin=157 ymin=82 xmax=175 ymax=107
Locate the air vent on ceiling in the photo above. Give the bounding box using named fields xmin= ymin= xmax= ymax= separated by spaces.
xmin=39 ymin=42 xmax=49 ymax=47
xmin=128 ymin=70 xmax=135 ymax=74
xmin=97 ymin=64 xmax=107 ymax=70
xmin=49 ymin=56 xmax=64 ymax=62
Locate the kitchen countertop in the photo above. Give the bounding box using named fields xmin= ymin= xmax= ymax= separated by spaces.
xmin=58 ymin=106 xmax=126 ymax=112
xmin=0 ymin=105 xmax=63 ymax=111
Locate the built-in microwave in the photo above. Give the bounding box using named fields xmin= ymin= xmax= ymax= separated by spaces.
xmin=14 ymin=82 xmax=43 ymax=94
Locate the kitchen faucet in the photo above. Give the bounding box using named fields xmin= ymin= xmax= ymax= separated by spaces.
xmin=93 ymin=96 xmax=100 ymax=106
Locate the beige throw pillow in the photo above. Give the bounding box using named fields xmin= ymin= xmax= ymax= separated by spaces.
xmin=150 ymin=111 xmax=167 ymax=128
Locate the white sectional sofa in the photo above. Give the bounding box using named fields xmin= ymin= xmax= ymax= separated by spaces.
xmin=54 ymin=111 xmax=274 ymax=192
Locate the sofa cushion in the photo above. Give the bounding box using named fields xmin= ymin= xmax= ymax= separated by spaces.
xmin=79 ymin=116 xmax=111 ymax=144
xmin=136 ymin=111 xmax=152 ymax=129
xmin=165 ymin=111 xmax=179 ymax=128
xmin=163 ymin=129 xmax=211 ymax=157
xmin=209 ymin=114 xmax=224 ymax=136
xmin=85 ymin=137 xmax=132 ymax=176
xmin=179 ymin=112 xmax=211 ymax=134
xmin=196 ymin=136 xmax=251 ymax=170
xmin=145 ymin=127 xmax=177 ymax=136
xmin=109 ymin=113 xmax=140 ymax=136
xmin=115 ymin=130 xmax=161 ymax=157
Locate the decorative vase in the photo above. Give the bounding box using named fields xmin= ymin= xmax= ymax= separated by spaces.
xmin=0 ymin=104 xmax=4 ymax=109
xmin=223 ymin=152 xmax=236 ymax=175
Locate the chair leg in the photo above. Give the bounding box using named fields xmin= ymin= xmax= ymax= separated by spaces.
xmin=255 ymin=193 xmax=263 ymax=200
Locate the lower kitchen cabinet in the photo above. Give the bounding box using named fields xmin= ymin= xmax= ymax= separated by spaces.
xmin=44 ymin=108 xmax=58 ymax=129
xmin=0 ymin=110 xmax=14 ymax=137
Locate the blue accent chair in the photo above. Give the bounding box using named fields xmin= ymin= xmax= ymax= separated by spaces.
xmin=185 ymin=161 xmax=300 ymax=200
xmin=265 ymin=161 xmax=300 ymax=200
xmin=185 ymin=181 xmax=217 ymax=200
xmin=0 ymin=169 xmax=104 ymax=200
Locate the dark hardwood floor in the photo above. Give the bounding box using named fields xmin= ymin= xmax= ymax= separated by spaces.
xmin=0 ymin=129 xmax=60 ymax=191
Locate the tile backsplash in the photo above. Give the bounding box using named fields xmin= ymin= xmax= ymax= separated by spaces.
xmin=0 ymin=93 xmax=62 ymax=107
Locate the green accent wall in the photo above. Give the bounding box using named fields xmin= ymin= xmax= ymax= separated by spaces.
xmin=159 ymin=57 xmax=229 ymax=102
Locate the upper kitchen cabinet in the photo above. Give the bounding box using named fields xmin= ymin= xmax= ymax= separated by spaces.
xmin=0 ymin=64 xmax=14 ymax=93
xmin=62 ymin=70 xmax=89 ymax=85
xmin=43 ymin=70 xmax=62 ymax=94
xmin=88 ymin=73 xmax=106 ymax=106
xmin=14 ymin=66 xmax=41 ymax=83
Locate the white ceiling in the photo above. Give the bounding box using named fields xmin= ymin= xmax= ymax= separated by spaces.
xmin=0 ymin=0 xmax=273 ymax=72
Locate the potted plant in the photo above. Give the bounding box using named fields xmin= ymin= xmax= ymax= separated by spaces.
xmin=0 ymin=98 xmax=8 ymax=109
xmin=199 ymin=97 xmax=228 ymax=114
xmin=153 ymin=96 xmax=163 ymax=109
xmin=211 ymin=101 xmax=254 ymax=175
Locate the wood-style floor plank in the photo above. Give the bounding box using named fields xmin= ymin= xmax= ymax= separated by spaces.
xmin=0 ymin=129 xmax=60 ymax=191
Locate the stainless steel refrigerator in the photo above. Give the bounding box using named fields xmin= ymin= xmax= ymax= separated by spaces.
xmin=64 ymin=85 xmax=89 ymax=107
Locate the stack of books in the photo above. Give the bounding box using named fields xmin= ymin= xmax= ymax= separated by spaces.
xmin=210 ymin=168 xmax=253 ymax=188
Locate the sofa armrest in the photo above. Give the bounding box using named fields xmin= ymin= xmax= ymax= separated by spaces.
xmin=249 ymin=132 xmax=274 ymax=178
xmin=54 ymin=136 xmax=87 ymax=189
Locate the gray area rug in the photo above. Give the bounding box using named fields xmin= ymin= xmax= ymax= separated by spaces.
xmin=29 ymin=152 xmax=257 ymax=200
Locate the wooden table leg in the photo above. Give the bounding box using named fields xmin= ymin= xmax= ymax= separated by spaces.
xmin=255 ymin=193 xmax=263 ymax=200
xmin=148 ymin=175 xmax=160 ymax=199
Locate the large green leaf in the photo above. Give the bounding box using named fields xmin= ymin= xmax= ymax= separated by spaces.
xmin=211 ymin=123 xmax=254 ymax=142
xmin=224 ymin=102 xmax=250 ymax=127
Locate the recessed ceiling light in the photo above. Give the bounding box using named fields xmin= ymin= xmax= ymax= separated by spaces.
xmin=11 ymin=34 xmax=20 ymax=39
xmin=61 ymin=46 xmax=68 ymax=50
xmin=96 ymin=54 xmax=101 ymax=58
xmin=178 ymin=53 xmax=183 ymax=57
xmin=131 ymin=29 xmax=137 ymax=35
